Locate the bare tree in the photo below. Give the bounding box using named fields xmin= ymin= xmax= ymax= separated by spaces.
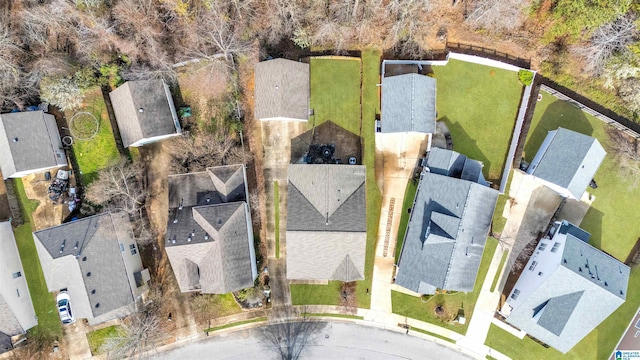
xmin=166 ymin=133 xmax=249 ymax=173
xmin=261 ymin=307 xmax=323 ymax=360
xmin=385 ymin=0 xmax=431 ymax=57
xmin=85 ymin=157 xmax=147 ymax=217
xmin=607 ymin=125 xmax=640 ymax=188
xmin=465 ymin=0 xmax=527 ymax=32
xmin=579 ymin=14 xmax=639 ymax=74
xmin=102 ymin=289 xmax=164 ymax=359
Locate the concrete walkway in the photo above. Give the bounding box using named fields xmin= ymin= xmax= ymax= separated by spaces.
xmin=370 ymin=133 xmax=429 ymax=314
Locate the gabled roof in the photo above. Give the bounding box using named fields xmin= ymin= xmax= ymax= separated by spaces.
xmin=527 ymin=128 xmax=606 ymax=199
xmin=0 ymin=222 xmax=37 ymax=338
xmin=505 ymin=221 xmax=630 ymax=353
xmin=426 ymin=148 xmax=489 ymax=186
xmin=395 ymin=170 xmax=499 ymax=294
xmin=109 ymin=80 xmax=180 ymax=147
xmin=0 ymin=111 xmax=66 ymax=178
xmin=165 ymin=165 xmax=256 ymax=294
xmin=33 ymin=213 xmax=137 ymax=319
xmin=381 ymin=73 xmax=436 ymax=134
xmin=254 ymin=58 xmax=309 ymax=121
xmin=286 ymin=164 xmax=367 ymax=282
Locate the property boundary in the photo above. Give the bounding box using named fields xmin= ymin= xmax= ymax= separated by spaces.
xmin=446 ymin=42 xmax=531 ymax=69
xmin=540 ymin=84 xmax=640 ymax=138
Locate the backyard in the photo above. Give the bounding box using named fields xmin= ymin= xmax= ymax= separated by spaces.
xmin=391 ymin=237 xmax=498 ymax=335
xmin=524 ymin=91 xmax=640 ymax=261
xmin=290 ymin=49 xmax=382 ymax=309
xmin=13 ymin=180 xmax=62 ymax=341
xmin=432 ymin=59 xmax=524 ymax=182
xmin=67 ymin=86 xmax=120 ymax=184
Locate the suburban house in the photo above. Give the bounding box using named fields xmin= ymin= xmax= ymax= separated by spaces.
xmin=526 ymin=127 xmax=606 ymax=199
xmin=286 ymin=164 xmax=367 ymax=282
xmin=33 ymin=213 xmax=150 ymax=325
xmin=502 ymin=220 xmax=629 ymax=353
xmin=0 ymin=110 xmax=67 ymax=179
xmin=109 ymin=79 xmax=182 ymax=147
xmin=254 ymin=58 xmax=310 ymax=121
xmin=0 ymin=222 xmax=37 ymax=354
xmin=165 ymin=164 xmax=257 ymax=294
xmin=379 ymin=73 xmax=436 ymax=134
xmin=395 ymin=148 xmax=499 ymax=294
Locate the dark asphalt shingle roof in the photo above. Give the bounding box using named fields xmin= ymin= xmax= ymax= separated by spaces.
xmin=254 ymin=58 xmax=309 ymax=120
xmin=165 ymin=165 xmax=256 ymax=293
xmin=0 ymin=111 xmax=66 ymax=178
xmin=528 ymin=128 xmax=606 ymax=199
xmin=381 ymin=74 xmax=436 ymax=133
xmin=109 ymin=80 xmax=180 ymax=147
xmin=33 ymin=213 xmax=134 ymax=318
xmin=286 ymin=164 xmax=367 ymax=281
xmin=426 ymin=148 xmax=488 ymax=186
xmin=396 ymin=171 xmax=498 ymax=293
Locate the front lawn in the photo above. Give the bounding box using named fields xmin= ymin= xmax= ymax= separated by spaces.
xmin=433 ymin=59 xmax=523 ymax=181
xmin=524 ymin=91 xmax=640 ymax=261
xmin=13 ymin=179 xmax=62 ymax=341
xmin=87 ymin=325 xmax=124 ymax=355
xmin=290 ymin=49 xmax=382 ymax=309
xmin=391 ymin=237 xmax=498 ymax=335
xmin=69 ymin=86 xmax=120 ymax=184
xmin=486 ymin=265 xmax=640 ymax=359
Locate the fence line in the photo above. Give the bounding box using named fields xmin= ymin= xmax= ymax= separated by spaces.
xmin=540 ymin=85 xmax=640 ymax=138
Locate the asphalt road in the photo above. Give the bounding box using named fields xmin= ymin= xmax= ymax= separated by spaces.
xmin=157 ymin=322 xmax=472 ymax=360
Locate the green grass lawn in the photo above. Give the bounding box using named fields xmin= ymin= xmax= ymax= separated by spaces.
xmin=391 ymin=238 xmax=498 ymax=335
xmin=391 ymin=237 xmax=498 ymax=335
xmin=69 ymin=86 xmax=120 ymax=184
xmin=395 ymin=180 xmax=418 ymax=262
xmin=204 ymin=317 xmax=267 ymax=333
xmin=485 ymin=265 xmax=640 ymax=359
xmin=13 ymin=180 xmax=62 ymax=341
xmin=490 ymin=250 xmax=508 ymax=293
xmin=290 ymin=50 xmax=382 ymax=309
xmin=87 ymin=325 xmax=124 ymax=355
xmin=524 ymin=91 xmax=639 ymax=261
xmin=433 ymin=59 xmax=524 ymax=181
xmin=274 ymin=181 xmax=280 ymax=259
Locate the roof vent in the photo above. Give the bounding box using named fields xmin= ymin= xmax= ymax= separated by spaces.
xmin=171 ymin=239 xmax=176 ymax=244
xmin=206 ymin=197 xmax=211 ymax=203
xmin=173 ymin=218 xmax=178 ymax=224
xmin=204 ymin=234 xmax=209 ymax=240
xmin=95 ymin=303 xmax=100 ymax=308
xmin=187 ymin=237 xmax=191 ymax=242
xmin=74 ymin=241 xmax=79 ymax=250
xmin=82 ymin=256 xmax=87 ymax=261
xmin=620 ymin=290 xmax=624 ymax=295
xmin=91 ymin=289 xmax=96 ymax=294
xmin=138 ymin=108 xmax=144 ymax=113
xmin=87 ymin=272 xmax=91 ymax=277
xmin=13 ymin=137 xmax=18 ymax=142
xmin=218 ymin=219 xmax=222 ymax=225
xmin=275 ymin=85 xmax=279 ymax=91
xmin=60 ymin=239 xmax=66 ymax=253
xmin=191 ymin=231 xmax=195 ymax=237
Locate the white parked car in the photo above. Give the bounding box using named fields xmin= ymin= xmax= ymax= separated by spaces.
xmin=56 ymin=292 xmax=75 ymax=325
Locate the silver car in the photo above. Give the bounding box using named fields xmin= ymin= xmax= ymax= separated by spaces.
xmin=56 ymin=292 xmax=75 ymax=325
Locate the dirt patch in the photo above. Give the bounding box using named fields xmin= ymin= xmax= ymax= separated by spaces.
xmin=291 ymin=121 xmax=362 ymax=164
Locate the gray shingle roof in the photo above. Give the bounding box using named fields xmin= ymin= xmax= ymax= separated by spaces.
xmin=426 ymin=148 xmax=488 ymax=186
xmin=395 ymin=171 xmax=499 ymax=294
xmin=109 ymin=80 xmax=180 ymax=147
xmin=165 ymin=165 xmax=257 ymax=294
xmin=0 ymin=223 xmax=37 ymax=337
xmin=33 ymin=213 xmax=136 ymax=318
xmin=0 ymin=111 xmax=66 ymax=179
xmin=286 ymin=164 xmax=367 ymax=281
xmin=505 ymin=221 xmax=630 ymax=353
xmin=254 ymin=59 xmax=309 ymax=121
xmin=381 ymin=74 xmax=436 ymax=133
xmin=527 ymin=128 xmax=606 ymax=199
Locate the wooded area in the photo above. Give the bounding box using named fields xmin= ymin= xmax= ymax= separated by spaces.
xmin=0 ymin=0 xmax=638 ymax=118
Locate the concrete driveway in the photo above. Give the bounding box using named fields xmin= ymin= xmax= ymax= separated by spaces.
xmin=260 ymin=120 xmax=309 ymax=306
xmin=369 ymin=133 xmax=430 ymax=315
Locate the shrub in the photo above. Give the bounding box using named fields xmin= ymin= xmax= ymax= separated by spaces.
xmin=518 ymin=70 xmax=534 ymax=86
